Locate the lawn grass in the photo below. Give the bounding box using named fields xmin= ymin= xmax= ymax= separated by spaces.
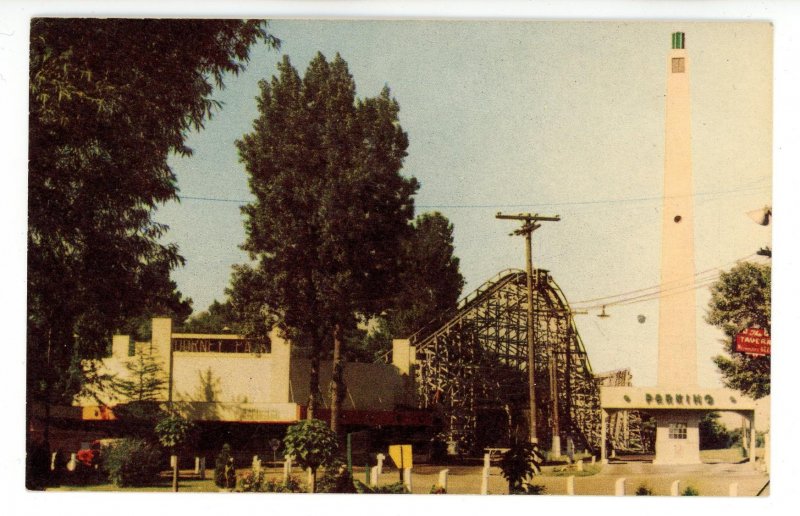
xmin=700 ymin=447 xmax=747 ymax=463
xmin=48 ymin=477 xmax=220 ymax=492
xmin=47 ymin=468 xmax=236 ymax=492
xmin=542 ymin=464 xmax=601 ymax=477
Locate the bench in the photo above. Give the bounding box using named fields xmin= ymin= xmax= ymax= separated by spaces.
xmin=485 ymin=448 xmax=510 ymax=461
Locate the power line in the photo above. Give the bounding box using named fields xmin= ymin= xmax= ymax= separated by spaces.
xmin=178 ymin=183 xmax=769 ymax=209
xmin=181 ymin=195 xmax=251 ymax=203
xmin=571 ymin=254 xmax=768 ymax=310
xmin=571 ymin=253 xmax=757 ymax=307
xmin=580 ymin=277 xmax=721 ymax=311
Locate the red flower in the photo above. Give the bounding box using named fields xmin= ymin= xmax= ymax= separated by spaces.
xmin=77 ymin=448 xmax=98 ymax=468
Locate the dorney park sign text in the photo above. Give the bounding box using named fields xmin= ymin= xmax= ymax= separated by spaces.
xmin=600 ymin=387 xmax=756 ymax=411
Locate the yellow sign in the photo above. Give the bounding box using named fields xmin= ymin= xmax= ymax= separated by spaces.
xmin=388 ymin=444 xmax=413 ymax=469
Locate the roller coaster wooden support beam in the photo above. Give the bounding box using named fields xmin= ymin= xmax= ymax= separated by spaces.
xmin=495 ymin=212 xmax=560 ymax=445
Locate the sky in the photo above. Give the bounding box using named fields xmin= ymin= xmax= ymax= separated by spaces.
xmin=157 ymin=20 xmax=772 ymax=388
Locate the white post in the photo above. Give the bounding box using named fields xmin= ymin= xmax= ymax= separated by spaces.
xmin=370 ymin=466 xmax=379 ymax=487
xmin=601 ymin=410 xmax=608 ymax=464
xmin=749 ymin=413 xmax=757 ymax=465
xmin=67 ymin=453 xmax=77 ymax=472
xmin=483 ymin=452 xmax=491 ymax=470
xmin=566 ymin=475 xmax=575 ymax=495
xmin=195 ymin=456 xmax=201 ymax=474
xmin=591 ymin=455 xmax=596 ymax=465
xmin=729 ymin=483 xmax=738 ymax=497
xmin=51 ymin=452 xmax=57 ymax=472
xmin=170 ymin=454 xmax=179 ymax=492
xmin=670 ymin=480 xmax=681 ymax=496
xmin=438 ymin=469 xmax=449 ymax=492
xmin=576 ymin=459 xmax=584 ymax=472
xmin=741 ymin=417 xmax=748 ymax=453
xmin=403 ymin=468 xmax=413 ymax=492
xmin=480 ymin=466 xmax=489 ymax=495
xmin=614 ymin=477 xmax=626 ymax=496
xmin=283 ymin=456 xmax=292 ymax=482
xmin=376 ymin=453 xmax=385 ymax=475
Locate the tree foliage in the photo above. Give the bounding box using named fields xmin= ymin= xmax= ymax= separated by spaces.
xmin=392 ymin=212 xmax=464 ymax=335
xmin=179 ymin=299 xmax=240 ymax=334
xmin=111 ymin=348 xmax=167 ymax=403
xmin=233 ymin=52 xmax=419 ymax=426
xmin=27 ymin=19 xmax=277 ymax=410
xmin=706 ymin=261 xmax=771 ymax=399
xmin=699 ymin=412 xmax=735 ymax=450
xmin=282 ymin=419 xmax=339 ymax=492
xmin=155 ymin=411 xmax=197 ymax=452
xmin=499 ymin=441 xmax=543 ymax=493
xmin=354 ymin=211 xmax=465 ymax=360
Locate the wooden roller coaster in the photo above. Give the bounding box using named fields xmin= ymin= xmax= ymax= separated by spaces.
xmin=407 ymin=268 xmax=647 ymax=455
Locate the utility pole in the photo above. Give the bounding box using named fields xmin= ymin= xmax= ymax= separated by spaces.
xmin=548 ymin=350 xmax=560 ymax=455
xmin=496 ymin=212 xmax=560 ymax=445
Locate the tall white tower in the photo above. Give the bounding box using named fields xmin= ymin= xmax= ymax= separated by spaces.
xmin=652 ymin=32 xmax=701 ymax=464
xmin=658 ymin=31 xmax=697 ymax=388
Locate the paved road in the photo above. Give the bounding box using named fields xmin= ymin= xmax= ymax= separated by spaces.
xmin=369 ymin=461 xmax=769 ymax=496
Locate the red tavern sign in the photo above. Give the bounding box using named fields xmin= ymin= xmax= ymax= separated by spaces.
xmin=735 ymin=327 xmax=771 ymax=356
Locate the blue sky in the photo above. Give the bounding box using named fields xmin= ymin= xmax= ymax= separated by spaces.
xmin=157 ymin=20 xmax=771 ymax=387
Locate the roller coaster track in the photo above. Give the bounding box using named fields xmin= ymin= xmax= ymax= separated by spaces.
xmin=408 ymin=268 xmax=644 ymax=455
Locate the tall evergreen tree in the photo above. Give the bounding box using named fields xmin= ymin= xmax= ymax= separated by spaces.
xmin=234 ymin=53 xmax=418 ymax=432
xmin=354 ymin=211 xmax=465 ymax=361
xmin=706 ymin=261 xmax=771 ymax=399
xmin=27 ymin=19 xmax=278 ymax=466
xmin=112 ymin=348 xmax=168 ymax=403
xmin=391 ymin=211 xmax=465 ymax=336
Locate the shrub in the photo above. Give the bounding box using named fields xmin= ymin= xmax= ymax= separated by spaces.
xmin=355 ymin=480 xmax=409 ymax=494
xmin=510 ymin=483 xmax=546 ymax=495
xmin=635 ymin=484 xmax=654 ymax=495
xmin=268 ymin=476 xmax=303 ymax=493
xmin=682 ymin=485 xmax=699 ymax=496
xmin=237 ymin=470 xmax=305 ymax=493
xmin=237 ymin=470 xmax=262 ymax=493
xmin=430 ymin=484 xmax=446 ymax=494
xmin=238 ymin=469 xmax=267 ymax=492
xmin=102 ymin=438 xmax=162 ymax=487
xmin=500 ymin=441 xmax=544 ymax=492
xmin=214 ymin=444 xmax=236 ymax=489
xmin=316 ymin=464 xmax=357 ymax=493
